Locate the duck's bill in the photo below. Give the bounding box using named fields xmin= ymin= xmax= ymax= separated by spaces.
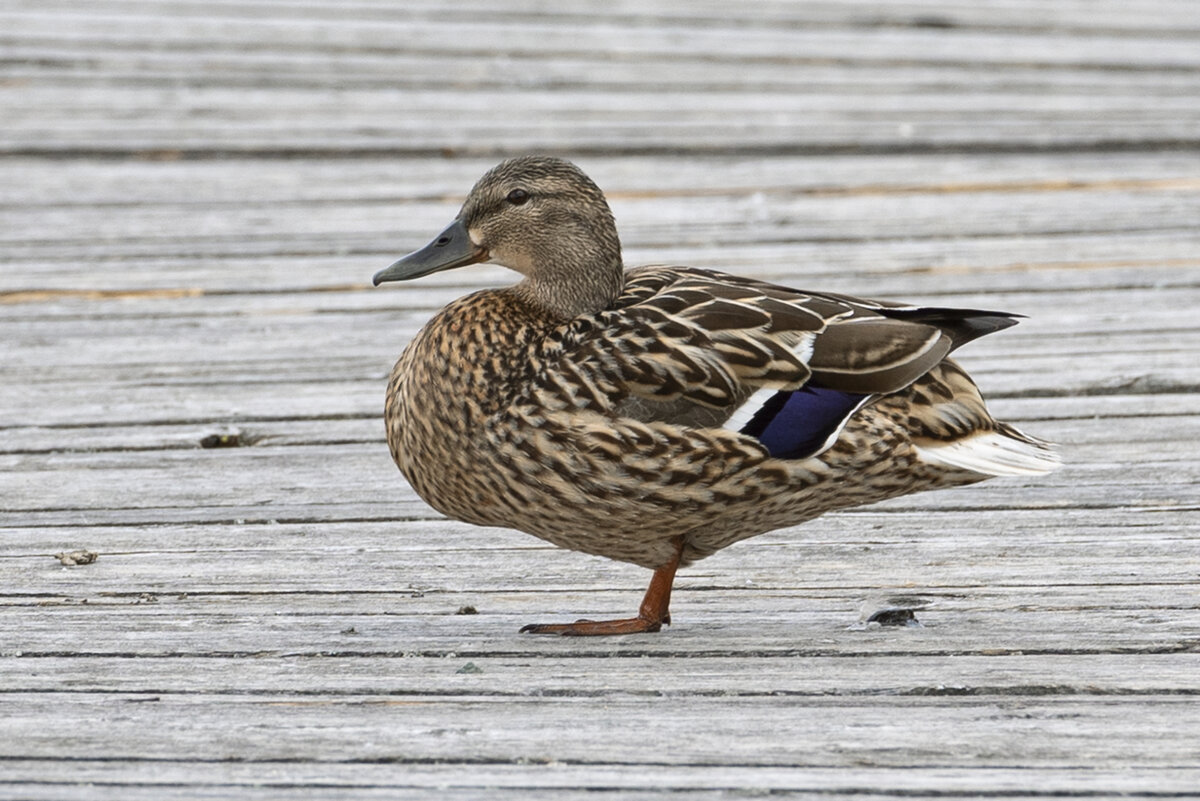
xmin=373 ymin=219 xmax=488 ymax=285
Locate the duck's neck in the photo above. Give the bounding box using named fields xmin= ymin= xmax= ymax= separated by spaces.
xmin=515 ymin=252 xmax=625 ymax=321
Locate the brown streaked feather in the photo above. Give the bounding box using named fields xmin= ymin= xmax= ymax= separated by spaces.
xmin=900 ymin=359 xmax=1001 ymax=443
xmin=806 ymin=319 xmax=952 ymax=395
xmin=541 ymin=265 xmax=1011 ymax=426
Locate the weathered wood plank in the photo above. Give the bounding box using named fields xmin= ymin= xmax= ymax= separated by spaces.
xmin=2 ymin=691 xmax=1198 ymax=767
xmin=8 ymin=151 xmax=1200 ymax=204
xmin=2 ymin=366 xmax=1191 ymax=438
xmin=8 ymin=194 xmax=1200 ymax=287
xmin=7 ymin=652 xmax=1200 ymax=695
xmin=3 ymin=1 xmax=1199 ymax=157
xmin=5 ymin=292 xmax=1197 ymax=385
xmin=8 ymin=158 xmax=1200 ymax=251
xmin=6 ymin=513 xmax=1200 ymax=592
xmin=3 ymin=391 xmax=1196 ymax=455
xmin=10 ymin=0 xmax=1200 ymax=37
xmin=2 ymin=503 xmax=1193 ymax=553
xmin=7 ymin=5 xmax=1200 ymax=73
xmin=4 ymin=593 xmax=1198 ymax=657
xmin=4 ymin=438 xmax=1194 ymax=531
xmin=4 ymin=506 xmax=1197 ymax=652
xmin=9 ymin=6 xmax=1200 ymax=75
xmin=2 ymin=1 xmax=1198 ymax=798
xmin=1 ymin=763 xmax=1198 ymax=801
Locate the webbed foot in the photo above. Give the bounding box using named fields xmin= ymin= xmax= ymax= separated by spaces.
xmin=519 ymin=536 xmax=683 ymax=637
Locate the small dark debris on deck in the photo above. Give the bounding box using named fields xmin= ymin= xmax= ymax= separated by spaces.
xmin=53 ymin=550 xmax=98 ymax=566
xmin=859 ymin=595 xmax=933 ymax=628
xmin=199 ymin=431 xmax=246 ymax=449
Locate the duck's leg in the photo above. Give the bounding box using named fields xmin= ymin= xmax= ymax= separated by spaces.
xmin=520 ymin=537 xmax=684 ymax=636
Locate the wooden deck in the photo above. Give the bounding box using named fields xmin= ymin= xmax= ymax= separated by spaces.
xmin=3 ymin=1 xmax=1200 ymax=797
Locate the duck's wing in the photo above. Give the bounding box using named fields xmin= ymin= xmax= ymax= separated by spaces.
xmin=538 ymin=266 xmax=1020 ymax=461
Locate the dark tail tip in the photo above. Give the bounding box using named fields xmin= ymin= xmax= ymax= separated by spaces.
xmin=879 ymin=307 xmax=1022 ymax=350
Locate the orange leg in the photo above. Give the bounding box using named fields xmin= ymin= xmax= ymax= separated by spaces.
xmin=520 ymin=537 xmax=684 ymax=636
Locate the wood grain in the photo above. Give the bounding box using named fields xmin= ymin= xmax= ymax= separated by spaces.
xmin=2 ymin=0 xmax=1199 ymax=798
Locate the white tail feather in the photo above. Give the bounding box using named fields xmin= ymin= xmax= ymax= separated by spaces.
xmin=914 ymin=431 xmax=1061 ymax=477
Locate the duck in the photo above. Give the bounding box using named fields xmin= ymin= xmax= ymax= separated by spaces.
xmin=373 ymin=155 xmax=1059 ymax=636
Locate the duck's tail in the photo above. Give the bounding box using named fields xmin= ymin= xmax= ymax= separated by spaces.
xmin=913 ymin=423 xmax=1061 ymax=477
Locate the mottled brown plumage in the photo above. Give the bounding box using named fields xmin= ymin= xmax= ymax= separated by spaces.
xmin=374 ymin=156 xmax=1059 ymax=635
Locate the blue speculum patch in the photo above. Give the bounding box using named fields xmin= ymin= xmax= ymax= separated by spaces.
xmin=739 ymin=386 xmax=869 ymax=459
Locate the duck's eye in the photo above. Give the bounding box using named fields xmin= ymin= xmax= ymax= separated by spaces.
xmin=506 ymin=188 xmax=530 ymax=206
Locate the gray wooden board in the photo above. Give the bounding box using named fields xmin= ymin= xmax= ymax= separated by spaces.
xmin=3 ymin=0 xmax=1200 ymax=798
xmin=6 ymin=153 xmax=1200 ymax=284
xmin=5 ymin=0 xmax=1200 ymax=154
xmin=0 ymin=767 xmax=1197 ymax=801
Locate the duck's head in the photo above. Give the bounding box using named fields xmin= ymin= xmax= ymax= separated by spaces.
xmin=374 ymin=156 xmax=625 ymax=320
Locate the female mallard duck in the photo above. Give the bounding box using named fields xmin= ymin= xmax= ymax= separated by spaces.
xmin=374 ymin=156 xmax=1059 ymax=636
